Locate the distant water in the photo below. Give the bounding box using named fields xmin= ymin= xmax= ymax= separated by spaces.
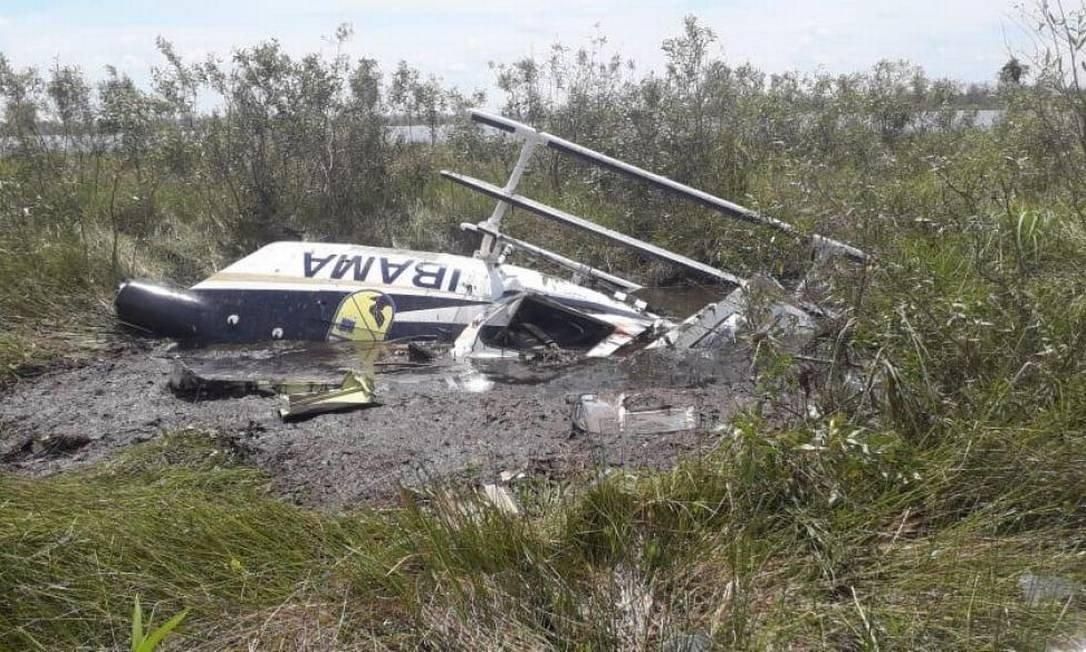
xmin=912 ymin=109 xmax=1003 ymax=130
xmin=0 ymin=124 xmax=452 ymax=153
xmin=386 ymin=124 xmax=452 ymax=144
xmin=0 ymin=112 xmax=1006 ymax=155
xmin=974 ymin=109 xmax=1003 ymax=128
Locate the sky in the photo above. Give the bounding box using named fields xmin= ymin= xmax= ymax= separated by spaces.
xmin=0 ymin=0 xmax=1032 ymax=98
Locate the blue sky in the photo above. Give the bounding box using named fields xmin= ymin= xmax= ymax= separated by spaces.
xmin=0 ymin=0 xmax=1029 ymax=96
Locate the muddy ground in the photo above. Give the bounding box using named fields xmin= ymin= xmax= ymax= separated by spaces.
xmin=0 ymin=340 xmax=759 ymax=508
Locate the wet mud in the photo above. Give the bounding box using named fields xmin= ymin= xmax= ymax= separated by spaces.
xmin=0 ymin=341 xmax=758 ymax=508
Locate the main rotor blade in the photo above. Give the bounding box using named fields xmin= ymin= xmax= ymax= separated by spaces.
xmin=442 ymin=170 xmax=745 ymax=286
xmin=469 ymin=109 xmax=867 ymax=262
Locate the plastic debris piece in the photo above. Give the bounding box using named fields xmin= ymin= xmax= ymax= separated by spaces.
xmin=499 ymin=469 xmax=527 ymax=483
xmin=480 ymin=483 xmax=520 ymax=515
xmin=444 ymin=370 xmax=495 ymax=393
xmin=1019 ymin=572 xmax=1082 ymax=606
xmin=572 ymin=393 xmax=698 ymax=435
xmin=572 ymin=394 xmax=622 ymax=434
xmin=662 ymin=632 xmax=712 ymax=652
xmin=621 ymin=403 xmax=697 ymax=435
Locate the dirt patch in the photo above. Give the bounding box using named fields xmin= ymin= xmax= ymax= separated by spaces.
xmin=0 ymin=343 xmax=758 ymax=508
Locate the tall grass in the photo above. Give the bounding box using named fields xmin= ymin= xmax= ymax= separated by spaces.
xmin=2 ymin=421 xmax=1084 ymax=650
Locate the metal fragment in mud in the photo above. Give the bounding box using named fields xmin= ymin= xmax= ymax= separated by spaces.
xmin=170 ymin=363 xmax=365 ymax=400
xmin=278 ymin=371 xmax=376 ymax=421
xmin=651 ymin=276 xmax=818 ymax=352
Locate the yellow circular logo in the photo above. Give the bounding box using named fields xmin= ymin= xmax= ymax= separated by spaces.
xmin=328 ymin=290 xmax=396 ymax=342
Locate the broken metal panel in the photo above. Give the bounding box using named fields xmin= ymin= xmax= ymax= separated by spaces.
xmin=651 ymin=279 xmax=819 ymax=351
xmin=278 ymin=371 xmax=376 ymax=421
xmin=169 ymin=363 xmax=381 ymax=400
xmin=449 ymin=291 xmax=654 ymax=360
xmin=466 ymin=293 xmax=617 ymax=355
xmin=650 ymin=288 xmax=746 ymax=350
xmin=496 ymin=264 xmax=654 ymax=324
xmin=451 ymin=294 xmax=523 ymax=359
xmin=169 ymin=355 xmax=378 ymax=421
xmin=442 ymin=170 xmax=745 ymax=286
xmin=493 ymin=293 xmax=615 ymax=351
xmin=585 ymin=330 xmax=638 ymax=358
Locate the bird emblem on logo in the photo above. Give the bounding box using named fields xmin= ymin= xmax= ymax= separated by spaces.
xmin=328 ymin=290 xmax=396 ymax=342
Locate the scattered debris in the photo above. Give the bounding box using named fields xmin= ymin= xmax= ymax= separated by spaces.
xmin=0 ymin=346 xmax=754 ymax=505
xmin=572 ymin=392 xmax=697 ymax=435
xmin=170 ymin=361 xmax=375 ymax=408
xmin=651 ymin=276 xmax=819 ymax=352
xmin=1 ymin=433 xmax=93 ymax=464
xmin=572 ymin=395 xmax=622 ymax=435
xmin=407 ymin=341 xmax=439 ymax=362
xmin=278 ymin=372 xmax=376 ymax=421
xmin=662 ymin=632 xmax=713 ymax=652
xmin=479 ymin=483 xmax=520 ymax=516
xmin=430 ymin=483 xmax=522 ymax=526
xmin=498 ymin=468 xmax=526 ymax=483
xmin=1019 ymin=572 xmax=1082 ymax=606
xmin=169 ymin=364 xmax=276 ymax=399
xmin=164 ymin=340 xmax=496 ymax=417
xmin=442 ymin=370 xmax=495 ymax=393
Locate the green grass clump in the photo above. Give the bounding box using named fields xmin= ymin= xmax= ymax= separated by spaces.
xmin=2 ymin=426 xmax=1085 ymax=650
xmin=0 ymin=432 xmax=382 ymax=649
xmin=129 ymin=595 xmax=187 ymax=652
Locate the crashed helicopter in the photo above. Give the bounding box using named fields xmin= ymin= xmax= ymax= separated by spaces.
xmin=115 ymin=110 xmax=866 ymax=359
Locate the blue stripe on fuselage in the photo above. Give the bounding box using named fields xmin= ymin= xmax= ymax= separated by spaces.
xmin=187 ymin=288 xmax=487 ymax=343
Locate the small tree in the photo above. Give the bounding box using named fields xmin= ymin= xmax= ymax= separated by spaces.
xmin=999 ymin=56 xmax=1028 ymax=85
